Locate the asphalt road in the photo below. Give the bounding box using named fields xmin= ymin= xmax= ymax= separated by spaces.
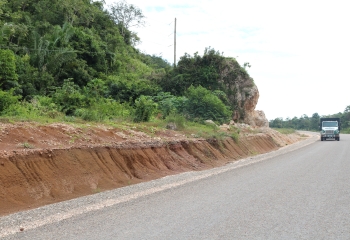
xmin=1 ymin=133 xmax=350 ymax=239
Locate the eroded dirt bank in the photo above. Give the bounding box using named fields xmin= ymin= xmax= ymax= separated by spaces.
xmin=0 ymin=123 xmax=305 ymax=216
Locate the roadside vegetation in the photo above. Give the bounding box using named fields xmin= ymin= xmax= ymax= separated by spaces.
xmin=272 ymin=128 xmax=295 ymax=135
xmin=0 ymin=0 xmax=253 ymax=140
xmin=269 ymin=107 xmax=350 ymax=133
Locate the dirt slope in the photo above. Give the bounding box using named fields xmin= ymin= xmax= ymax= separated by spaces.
xmin=0 ymin=122 xmax=305 ymax=216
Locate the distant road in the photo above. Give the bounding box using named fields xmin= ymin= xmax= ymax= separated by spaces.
xmin=1 ymin=133 xmax=350 ymax=239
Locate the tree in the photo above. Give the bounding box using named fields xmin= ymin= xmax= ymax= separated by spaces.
xmin=159 ymin=48 xmax=225 ymax=95
xmin=0 ymin=49 xmax=18 ymax=90
xmin=108 ymin=0 xmax=145 ymax=40
xmin=29 ymin=23 xmax=76 ymax=75
xmin=344 ymin=105 xmax=350 ymax=113
xmin=311 ymin=113 xmax=320 ymax=130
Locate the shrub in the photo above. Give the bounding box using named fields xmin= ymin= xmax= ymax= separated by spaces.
xmin=52 ymin=79 xmax=86 ymax=115
xmin=133 ymin=96 xmax=157 ymax=122
xmin=107 ymin=75 xmax=160 ymax=103
xmin=0 ymin=89 xmax=20 ymax=113
xmin=230 ymin=131 xmax=239 ymax=143
xmin=184 ymin=85 xmax=231 ymax=124
xmin=151 ymin=92 xmax=187 ymax=118
xmin=165 ymin=114 xmax=186 ymax=130
xmin=2 ymin=96 xmax=63 ymax=120
xmin=75 ymin=98 xmax=132 ymax=122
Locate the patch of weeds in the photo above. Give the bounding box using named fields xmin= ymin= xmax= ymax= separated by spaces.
xmin=203 ymin=148 xmax=213 ymax=158
xmin=211 ymin=131 xmax=227 ymax=141
xmin=0 ymin=118 xmax=10 ymax=123
xmin=69 ymin=135 xmax=79 ymax=144
xmin=150 ymin=127 xmax=156 ymax=135
xmin=298 ymin=133 xmax=308 ymax=137
xmin=273 ymin=128 xmax=295 ymax=134
xmin=230 ymin=132 xmax=239 ymax=143
xmin=250 ymin=150 xmax=259 ymax=156
xmin=63 ymin=116 xmax=77 ymax=123
xmin=165 ymin=114 xmax=187 ymax=130
xmin=18 ymin=142 xmax=34 ymax=149
xmin=229 ymin=125 xmax=240 ymax=134
xmin=248 ymin=128 xmax=262 ymax=134
xmin=92 ymin=188 xmax=102 ymax=194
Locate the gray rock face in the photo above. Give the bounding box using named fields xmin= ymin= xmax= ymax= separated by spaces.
xmin=205 ymin=120 xmax=217 ymax=127
xmin=166 ymin=122 xmax=177 ymax=130
xmin=217 ymin=59 xmax=268 ymax=127
xmin=245 ymin=110 xmax=269 ymax=127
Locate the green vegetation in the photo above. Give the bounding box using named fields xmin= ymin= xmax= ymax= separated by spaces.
xmin=270 ymin=107 xmax=350 ymax=133
xmin=0 ymin=0 xmax=257 ymax=142
xmin=272 ymin=128 xmax=296 ymax=135
xmin=18 ymin=142 xmax=34 ymax=149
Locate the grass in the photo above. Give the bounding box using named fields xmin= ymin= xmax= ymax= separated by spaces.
xmin=230 ymin=131 xmax=239 ymax=143
xmin=0 ymin=104 xmax=241 ymax=143
xmin=272 ymin=128 xmax=296 ymax=134
xmin=18 ymin=142 xmax=34 ymax=149
xmin=342 ymin=128 xmax=350 ymax=134
xmin=92 ymin=188 xmax=103 ymax=194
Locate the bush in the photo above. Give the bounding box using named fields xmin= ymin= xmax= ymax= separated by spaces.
xmin=184 ymin=85 xmax=231 ymax=124
xmin=165 ymin=114 xmax=186 ymax=130
xmin=133 ymin=96 xmax=157 ymax=122
xmin=151 ymin=92 xmax=187 ymax=118
xmin=52 ymin=79 xmax=86 ymax=115
xmin=0 ymin=89 xmax=20 ymax=113
xmin=2 ymin=96 xmax=63 ymax=120
xmin=107 ymin=75 xmax=160 ymax=103
xmin=75 ymin=98 xmax=132 ymax=122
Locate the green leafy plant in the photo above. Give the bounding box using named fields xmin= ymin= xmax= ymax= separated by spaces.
xmin=184 ymin=85 xmax=230 ymax=124
xmin=133 ymin=96 xmax=157 ymax=122
xmin=18 ymin=142 xmax=34 ymax=149
xmin=52 ymin=79 xmax=86 ymax=115
xmin=0 ymin=49 xmax=18 ymax=90
xmin=165 ymin=114 xmax=187 ymax=130
xmin=0 ymin=89 xmax=20 ymax=113
xmin=273 ymin=128 xmax=296 ymax=134
xmin=230 ymin=132 xmax=239 ymax=143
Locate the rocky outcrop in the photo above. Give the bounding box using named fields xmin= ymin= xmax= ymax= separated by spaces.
xmin=242 ymin=88 xmax=269 ymax=127
xmin=218 ymin=58 xmax=268 ymax=127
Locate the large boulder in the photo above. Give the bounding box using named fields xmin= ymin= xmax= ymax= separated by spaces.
xmin=217 ymin=59 xmax=268 ymax=127
xmin=242 ymin=87 xmax=269 ymax=127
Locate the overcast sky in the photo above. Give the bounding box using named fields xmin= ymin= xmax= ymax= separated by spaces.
xmin=104 ymin=0 xmax=350 ymax=120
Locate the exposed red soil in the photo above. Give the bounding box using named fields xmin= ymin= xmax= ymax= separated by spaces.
xmin=0 ymin=122 xmax=304 ymax=216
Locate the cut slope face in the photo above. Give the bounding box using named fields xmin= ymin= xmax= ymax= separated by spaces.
xmin=0 ymin=123 xmax=304 ymax=216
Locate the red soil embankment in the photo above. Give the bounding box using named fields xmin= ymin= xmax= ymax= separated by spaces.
xmin=0 ymin=123 xmax=301 ymax=216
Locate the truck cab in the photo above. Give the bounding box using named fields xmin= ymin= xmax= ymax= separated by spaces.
xmin=320 ymin=118 xmax=340 ymax=141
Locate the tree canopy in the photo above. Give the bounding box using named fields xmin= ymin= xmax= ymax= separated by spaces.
xmin=269 ymin=107 xmax=350 ymax=133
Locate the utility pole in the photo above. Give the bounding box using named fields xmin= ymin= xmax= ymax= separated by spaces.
xmin=174 ymin=18 xmax=176 ymax=67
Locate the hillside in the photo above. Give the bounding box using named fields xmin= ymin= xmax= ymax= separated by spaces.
xmin=0 ymin=0 xmax=267 ymax=126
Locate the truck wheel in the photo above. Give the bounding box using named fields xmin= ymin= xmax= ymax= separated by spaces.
xmin=337 ymin=137 xmax=340 ymax=141
xmin=321 ymin=137 xmax=323 ymax=141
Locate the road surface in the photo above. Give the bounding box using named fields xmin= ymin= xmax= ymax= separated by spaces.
xmin=1 ymin=133 xmax=349 ymax=239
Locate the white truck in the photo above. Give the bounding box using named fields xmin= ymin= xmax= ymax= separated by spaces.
xmin=320 ymin=118 xmax=340 ymax=141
